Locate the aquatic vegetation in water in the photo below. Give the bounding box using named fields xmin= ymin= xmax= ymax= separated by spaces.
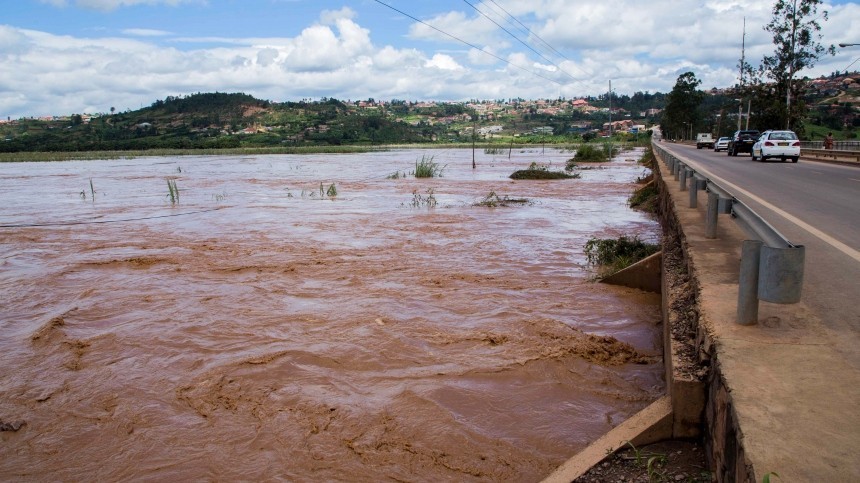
xmin=473 ymin=191 xmax=532 ymax=207
xmin=321 ymin=182 xmax=338 ymax=198
xmin=414 ymin=155 xmax=446 ymax=178
xmin=408 ymin=188 xmax=437 ymax=208
xmin=510 ymin=162 xmax=579 ymax=180
xmin=81 ymin=179 xmax=96 ymax=200
xmin=484 ymin=147 xmax=506 ymax=154
xmin=166 ymin=179 xmax=179 ymax=204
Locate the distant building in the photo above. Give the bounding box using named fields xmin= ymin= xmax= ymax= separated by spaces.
xmin=477 ymin=125 xmax=503 ymax=135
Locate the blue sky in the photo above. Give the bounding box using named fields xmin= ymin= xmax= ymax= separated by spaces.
xmin=1 ymin=0 xmax=858 ymax=117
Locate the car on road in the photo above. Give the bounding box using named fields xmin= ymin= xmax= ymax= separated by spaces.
xmin=727 ymin=130 xmax=760 ymax=156
xmin=713 ymin=137 xmax=730 ymax=152
xmin=696 ymin=133 xmax=715 ymax=149
xmin=751 ymin=130 xmax=800 ymax=163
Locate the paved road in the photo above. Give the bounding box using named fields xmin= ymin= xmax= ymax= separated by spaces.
xmin=658 ymin=141 xmax=860 ymax=366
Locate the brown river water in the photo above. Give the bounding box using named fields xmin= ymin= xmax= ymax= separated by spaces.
xmin=0 ymin=147 xmax=662 ymax=482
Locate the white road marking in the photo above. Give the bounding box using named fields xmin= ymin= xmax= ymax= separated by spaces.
xmin=668 ymin=151 xmax=860 ymax=263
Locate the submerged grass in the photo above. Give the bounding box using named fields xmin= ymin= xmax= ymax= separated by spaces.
xmin=510 ymin=161 xmax=579 ymax=180
xmin=584 ymin=236 xmax=660 ymax=277
xmin=473 ymin=191 xmax=532 ymax=207
xmin=414 ymin=155 xmax=446 ymax=178
xmin=166 ymin=178 xmax=179 ymax=204
xmin=81 ymin=179 xmax=95 ymax=200
xmin=408 ymin=188 xmax=437 ymax=208
xmin=484 ymin=147 xmax=506 ymax=155
xmin=570 ymin=144 xmax=608 ymax=164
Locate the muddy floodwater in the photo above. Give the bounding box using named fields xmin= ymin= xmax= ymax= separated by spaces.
xmin=0 ymin=147 xmax=662 ymax=482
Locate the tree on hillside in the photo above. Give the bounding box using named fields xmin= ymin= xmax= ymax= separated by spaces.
xmin=748 ymin=0 xmax=834 ymax=131
xmin=661 ymin=72 xmax=704 ymax=140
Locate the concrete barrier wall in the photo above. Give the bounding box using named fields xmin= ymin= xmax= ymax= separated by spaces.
xmin=652 ymin=148 xmax=756 ymax=482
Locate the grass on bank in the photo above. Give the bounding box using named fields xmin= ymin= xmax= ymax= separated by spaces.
xmin=629 ymin=183 xmax=659 ymax=213
xmin=585 ymin=235 xmax=660 ymax=277
xmin=628 ymin=146 xmax=658 ymax=213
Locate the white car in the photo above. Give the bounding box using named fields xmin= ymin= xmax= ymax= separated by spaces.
xmin=713 ymin=137 xmax=730 ymax=152
xmin=751 ymin=130 xmax=800 ymax=163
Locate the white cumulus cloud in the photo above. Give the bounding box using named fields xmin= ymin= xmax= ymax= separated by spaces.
xmin=4 ymin=0 xmax=858 ymax=117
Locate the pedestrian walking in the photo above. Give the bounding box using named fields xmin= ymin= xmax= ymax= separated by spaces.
xmin=824 ymin=132 xmax=834 ymax=150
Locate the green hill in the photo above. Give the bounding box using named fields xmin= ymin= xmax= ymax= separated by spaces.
xmin=0 ymin=92 xmax=437 ymax=153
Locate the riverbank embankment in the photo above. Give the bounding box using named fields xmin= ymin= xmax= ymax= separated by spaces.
xmin=546 ymin=142 xmax=860 ymax=481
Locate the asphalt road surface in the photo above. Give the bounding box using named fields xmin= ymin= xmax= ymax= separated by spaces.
xmin=657 ymin=141 xmax=860 ymax=367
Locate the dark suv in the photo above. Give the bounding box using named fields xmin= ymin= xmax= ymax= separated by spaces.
xmin=727 ymin=130 xmax=760 ymax=156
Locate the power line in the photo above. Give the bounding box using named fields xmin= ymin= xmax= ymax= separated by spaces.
xmin=370 ymin=0 xmax=565 ymax=86
xmin=485 ymin=0 xmax=567 ymax=62
xmin=483 ymin=0 xmax=595 ymax=80
xmin=461 ymin=0 xmax=581 ymax=84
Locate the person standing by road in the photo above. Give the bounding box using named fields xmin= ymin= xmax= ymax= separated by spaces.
xmin=824 ymin=132 xmax=834 ymax=150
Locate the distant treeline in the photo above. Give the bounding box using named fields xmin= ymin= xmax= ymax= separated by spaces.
xmin=1 ymin=91 xmax=662 ymax=153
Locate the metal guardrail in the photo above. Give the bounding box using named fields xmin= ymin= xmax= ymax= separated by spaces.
xmin=800 ymin=140 xmax=860 ymax=151
xmin=653 ymin=143 xmax=805 ymax=325
xmin=801 ymin=148 xmax=860 ymax=164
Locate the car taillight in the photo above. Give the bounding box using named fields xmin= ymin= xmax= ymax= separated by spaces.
xmin=764 ymin=141 xmax=775 ymax=146
xmin=792 ymin=141 xmax=800 ymax=146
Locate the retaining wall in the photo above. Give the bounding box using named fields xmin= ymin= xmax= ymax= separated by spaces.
xmin=652 ymin=148 xmax=755 ymax=482
xmin=543 ymin=148 xmax=756 ymax=482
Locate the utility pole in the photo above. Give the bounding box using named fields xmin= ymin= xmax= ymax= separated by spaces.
xmin=472 ymin=119 xmax=476 ymax=169
xmin=608 ymin=80 xmax=612 ymax=138
xmin=737 ymin=102 xmax=743 ymax=131
xmin=739 ymin=17 xmax=746 ymax=87
xmin=786 ymin=0 xmax=798 ymax=130
xmin=739 ymin=17 xmax=747 ymax=132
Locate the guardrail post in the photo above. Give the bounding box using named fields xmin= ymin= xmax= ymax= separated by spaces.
xmin=679 ymin=167 xmax=688 ymax=191
xmin=689 ymin=178 xmax=703 ymax=208
xmin=705 ymin=191 xmax=719 ymax=239
xmin=737 ymin=240 xmax=762 ymax=325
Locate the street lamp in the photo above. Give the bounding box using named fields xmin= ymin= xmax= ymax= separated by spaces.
xmin=838 ymin=43 xmax=859 ymax=47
